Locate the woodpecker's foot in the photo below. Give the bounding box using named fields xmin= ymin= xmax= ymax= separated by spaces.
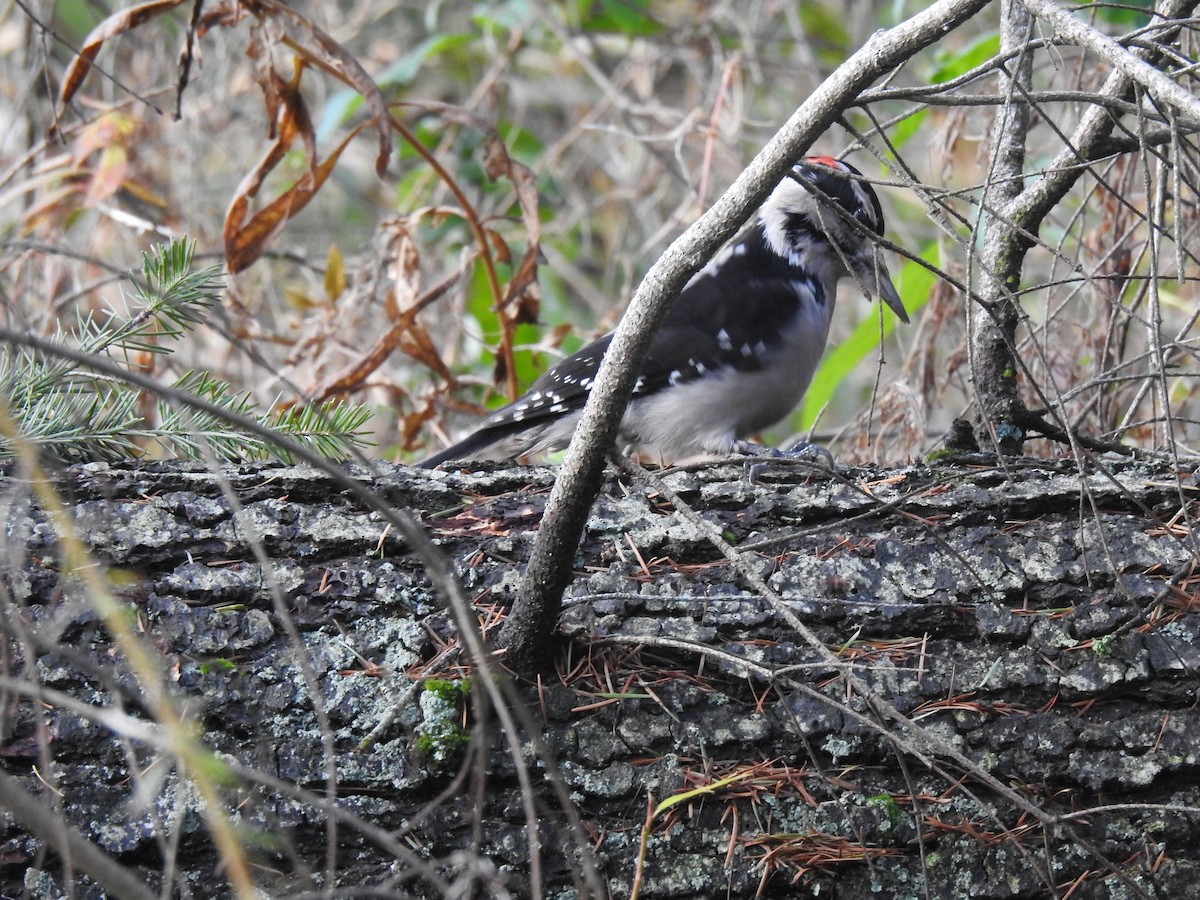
xmin=733 ymin=440 xmax=833 ymax=484
xmin=782 ymin=439 xmax=835 ymax=466
xmin=731 ymin=439 xmax=833 ymax=466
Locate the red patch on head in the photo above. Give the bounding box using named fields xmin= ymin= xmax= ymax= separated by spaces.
xmin=804 ymin=155 xmax=842 ymax=170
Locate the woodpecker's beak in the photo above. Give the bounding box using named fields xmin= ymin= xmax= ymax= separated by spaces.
xmin=873 ymin=262 xmax=909 ymax=324
xmin=853 ymin=250 xmax=909 ymax=324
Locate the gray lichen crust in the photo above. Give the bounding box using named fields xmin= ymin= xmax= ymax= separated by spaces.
xmin=2 ymin=456 xmax=1198 ymax=898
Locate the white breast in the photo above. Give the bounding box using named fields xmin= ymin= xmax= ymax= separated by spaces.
xmin=620 ymin=294 xmax=836 ymax=459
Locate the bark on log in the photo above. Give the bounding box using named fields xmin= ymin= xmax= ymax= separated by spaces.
xmin=2 ymin=457 xmax=1199 ymax=899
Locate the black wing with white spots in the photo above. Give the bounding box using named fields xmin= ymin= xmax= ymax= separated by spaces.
xmin=419 ymin=223 xmax=823 ymax=467
xmin=633 ymin=223 xmax=827 ymax=391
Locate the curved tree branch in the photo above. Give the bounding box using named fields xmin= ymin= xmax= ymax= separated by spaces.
xmin=502 ymin=0 xmax=994 ymax=673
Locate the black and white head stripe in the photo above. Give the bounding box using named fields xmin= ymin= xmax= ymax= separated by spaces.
xmin=788 ymin=156 xmax=887 ymax=237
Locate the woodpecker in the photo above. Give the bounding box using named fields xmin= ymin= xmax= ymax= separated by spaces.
xmin=420 ymin=157 xmax=907 ymax=468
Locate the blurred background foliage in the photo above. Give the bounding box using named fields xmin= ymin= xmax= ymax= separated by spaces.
xmin=0 ymin=0 xmax=1195 ymax=463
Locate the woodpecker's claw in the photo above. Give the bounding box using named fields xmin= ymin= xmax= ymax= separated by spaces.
xmin=782 ymin=439 xmax=835 ymax=465
xmin=739 ymin=440 xmax=833 ymax=485
xmin=731 ymin=440 xmax=834 ymax=466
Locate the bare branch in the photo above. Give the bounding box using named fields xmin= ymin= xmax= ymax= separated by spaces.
xmin=1008 ymin=0 xmax=1199 ymax=238
xmin=970 ymin=0 xmax=1038 ymax=454
xmin=1021 ymin=0 xmax=1200 ymax=127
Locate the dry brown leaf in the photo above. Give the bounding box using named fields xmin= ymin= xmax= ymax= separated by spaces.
xmin=481 ymin=132 xmax=510 ymax=181
xmin=390 ymin=226 xmax=422 ymax=314
xmin=224 ymin=120 xmax=367 ymax=273
xmin=400 ymin=393 xmax=439 ymax=451
xmin=306 ymin=308 xmax=452 ymax=401
xmin=19 ymin=185 xmax=80 ymax=236
xmin=492 ymin=351 xmax=509 ymax=391
xmin=245 ymin=19 xmax=290 ymax=141
xmin=224 ymin=67 xmax=307 ymax=241
xmin=82 ymin=144 xmax=128 ymax=208
xmin=252 ymin=0 xmax=392 ymax=176
xmin=58 ymin=0 xmax=188 ymax=109
xmin=507 ymin=159 xmax=541 ymax=242
xmin=70 ymin=112 xmax=132 ymax=165
xmin=508 ymin=278 xmax=541 ymax=326
xmin=489 ymin=157 xmax=542 ymax=324
xmin=195 ymin=0 xmax=247 ymax=33
xmin=398 ymin=319 xmax=454 ymax=380
xmin=485 ymin=228 xmax=512 ymax=265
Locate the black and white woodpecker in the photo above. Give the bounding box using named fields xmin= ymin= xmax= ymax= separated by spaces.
xmin=420 ymin=156 xmax=908 ymax=468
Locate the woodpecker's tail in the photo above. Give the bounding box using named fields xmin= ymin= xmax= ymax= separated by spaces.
xmin=417 ymin=418 xmax=538 ymax=468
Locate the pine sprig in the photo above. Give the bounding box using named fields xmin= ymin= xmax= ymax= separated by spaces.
xmin=81 ymin=240 xmax=223 ymax=358
xmin=2 ymin=384 xmax=143 ymax=462
xmin=0 ymin=239 xmax=374 ymax=463
xmin=268 ymin=401 xmax=375 ymax=464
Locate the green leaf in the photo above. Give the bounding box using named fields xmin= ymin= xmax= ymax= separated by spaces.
xmin=930 ymin=32 xmax=1000 ymax=84
xmin=466 ymin=258 xmax=501 ymax=345
xmin=498 ymin=122 xmax=546 ymax=166
xmin=887 ymin=108 xmax=928 ymax=151
xmin=578 ymin=0 xmax=662 ymax=36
